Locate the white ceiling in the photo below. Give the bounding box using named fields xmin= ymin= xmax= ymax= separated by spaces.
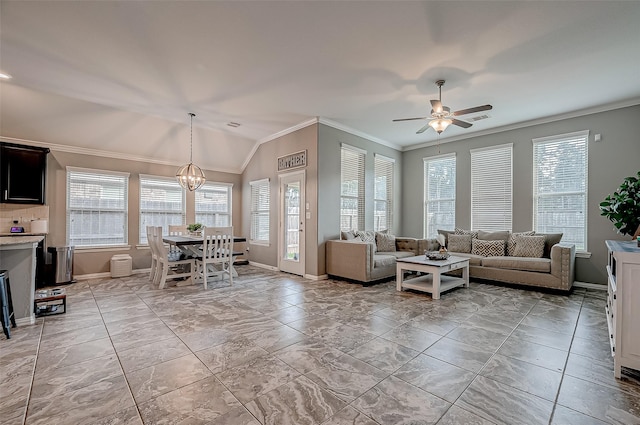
xmin=2 ymin=1 xmax=639 ymax=173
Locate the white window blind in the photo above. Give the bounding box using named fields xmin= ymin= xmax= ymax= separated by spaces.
xmin=471 ymin=144 xmax=513 ymax=231
xmin=67 ymin=167 xmax=129 ymax=247
xmin=250 ymin=179 xmax=270 ymax=245
xmin=374 ymin=154 xmax=394 ymax=231
xmin=533 ymin=130 xmax=588 ymax=251
xmin=340 ymin=144 xmax=365 ymax=231
xmin=424 ymin=154 xmax=456 ymax=239
xmin=196 ymin=183 xmax=232 ymax=228
xmin=139 ymin=175 xmax=185 ymax=244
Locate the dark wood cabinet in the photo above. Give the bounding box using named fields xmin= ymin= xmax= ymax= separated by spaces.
xmin=0 ymin=142 xmax=50 ymax=204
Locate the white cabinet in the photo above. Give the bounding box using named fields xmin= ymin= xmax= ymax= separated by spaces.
xmin=606 ymin=240 xmax=640 ymax=378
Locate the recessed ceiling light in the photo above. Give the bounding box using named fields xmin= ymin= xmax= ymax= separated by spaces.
xmin=0 ymin=72 xmax=12 ymax=80
xmin=227 ymin=122 xmax=241 ymax=128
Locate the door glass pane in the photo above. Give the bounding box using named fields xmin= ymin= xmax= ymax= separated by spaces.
xmin=284 ymin=182 xmax=300 ymax=261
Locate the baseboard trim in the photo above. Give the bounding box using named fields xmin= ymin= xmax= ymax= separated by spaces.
xmin=574 ymin=281 xmax=607 ymax=291
xmin=304 ymin=274 xmax=328 ymax=281
xmin=248 ymin=261 xmax=279 ymax=272
xmin=75 ymin=269 xmax=148 ymax=281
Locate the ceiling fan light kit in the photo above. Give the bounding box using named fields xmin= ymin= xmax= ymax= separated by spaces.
xmin=176 ymin=112 xmax=206 ymax=191
xmin=393 ymin=80 xmax=493 ymax=135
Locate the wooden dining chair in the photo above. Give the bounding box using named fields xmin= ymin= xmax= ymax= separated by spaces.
xmin=196 ymin=226 xmax=234 ymax=289
xmin=152 ymin=226 xmax=195 ymax=289
xmin=168 ymin=224 xmax=189 ymax=256
xmin=146 ymin=225 xmax=160 ymax=283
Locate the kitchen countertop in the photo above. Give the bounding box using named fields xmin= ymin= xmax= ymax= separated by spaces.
xmin=0 ymin=232 xmax=47 ymax=236
xmin=0 ymin=235 xmax=45 ymax=246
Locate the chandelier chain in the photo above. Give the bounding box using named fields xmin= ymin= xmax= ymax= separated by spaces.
xmin=189 ymin=112 xmax=195 ymax=163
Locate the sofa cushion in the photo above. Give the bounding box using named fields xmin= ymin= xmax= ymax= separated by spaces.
xmin=376 ymin=232 xmax=396 ymax=252
xmin=477 ymin=230 xmax=510 ymax=242
xmin=513 ymin=235 xmax=545 ymax=258
xmin=448 ymin=252 xmax=484 ymax=266
xmin=472 ymin=239 xmax=505 ymax=256
xmin=373 ymin=254 xmax=396 ymax=268
xmin=507 ymin=231 xmax=535 ymax=256
xmin=354 ymin=230 xmax=377 ymax=252
xmin=437 ymin=229 xmax=455 ymax=248
xmin=341 ymin=230 xmax=357 ymax=240
xmin=377 ymin=251 xmax=415 ymax=260
xmin=481 ymin=256 xmax=551 ymax=273
xmin=535 ymin=233 xmax=563 ymax=258
xmin=449 ymin=234 xmax=472 ymax=253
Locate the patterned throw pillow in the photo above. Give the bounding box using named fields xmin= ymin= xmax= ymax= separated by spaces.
xmin=376 ymin=232 xmax=396 ymax=252
xmin=506 ymin=231 xmax=535 ymax=256
xmin=513 ymin=235 xmax=546 ymax=258
xmin=471 ymin=239 xmax=506 ymax=257
xmin=455 ymin=228 xmax=479 ymax=240
xmin=448 ymin=234 xmax=472 ymax=253
xmin=354 ymin=230 xmax=377 ymax=252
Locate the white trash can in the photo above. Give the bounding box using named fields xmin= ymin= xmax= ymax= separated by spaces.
xmin=110 ymin=254 xmax=132 ymax=278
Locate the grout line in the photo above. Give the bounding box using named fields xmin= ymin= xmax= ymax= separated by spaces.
xmin=21 ymin=317 xmax=45 ymax=425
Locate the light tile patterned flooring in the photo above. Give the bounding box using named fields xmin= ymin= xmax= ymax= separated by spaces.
xmin=2 ymin=266 xmax=640 ymax=425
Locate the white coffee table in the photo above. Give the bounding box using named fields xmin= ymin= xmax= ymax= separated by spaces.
xmin=396 ymin=255 xmax=469 ymax=300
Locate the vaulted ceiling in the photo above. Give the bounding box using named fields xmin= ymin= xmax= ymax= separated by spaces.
xmin=2 ymin=1 xmax=639 ymax=173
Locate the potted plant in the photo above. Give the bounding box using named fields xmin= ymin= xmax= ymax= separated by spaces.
xmin=600 ymin=171 xmax=640 ymax=239
xmin=187 ymin=223 xmax=203 ymax=236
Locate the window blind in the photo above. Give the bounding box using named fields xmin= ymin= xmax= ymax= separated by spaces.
xmin=250 ymin=179 xmax=270 ymax=244
xmin=340 ymin=144 xmax=365 ymax=231
xmin=471 ymin=144 xmax=513 ymax=231
xmin=67 ymin=167 xmax=129 ymax=247
xmin=195 ymin=183 xmax=232 ymax=228
xmin=139 ymin=175 xmax=185 ymax=243
xmin=374 ymin=154 xmax=394 ymax=231
xmin=533 ymin=130 xmax=588 ymax=250
xmin=424 ymin=154 xmax=456 ymax=238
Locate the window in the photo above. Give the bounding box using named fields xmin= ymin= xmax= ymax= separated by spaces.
xmin=424 ymin=154 xmax=456 ymax=238
xmin=139 ymin=175 xmax=185 ymax=243
xmin=374 ymin=154 xmax=394 ymax=231
xmin=533 ymin=130 xmax=588 ymax=251
xmin=67 ymin=167 xmax=129 ymax=247
xmin=340 ymin=144 xmax=365 ymax=231
xmin=250 ymin=178 xmax=270 ymax=245
xmin=196 ymin=183 xmax=232 ymax=228
xmin=471 ymin=144 xmax=513 ymax=231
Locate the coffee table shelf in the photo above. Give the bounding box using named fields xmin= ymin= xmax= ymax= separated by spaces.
xmin=396 ymin=255 xmax=469 ymax=300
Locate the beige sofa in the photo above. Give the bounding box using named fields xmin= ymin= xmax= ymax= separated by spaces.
xmin=326 ymin=237 xmax=430 ymax=283
xmin=326 ymin=233 xmax=575 ymax=291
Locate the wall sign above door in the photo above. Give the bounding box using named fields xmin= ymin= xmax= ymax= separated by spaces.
xmin=278 ymin=150 xmax=307 ymax=171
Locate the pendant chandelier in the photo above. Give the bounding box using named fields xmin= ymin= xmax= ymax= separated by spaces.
xmin=176 ymin=112 xmax=206 ymax=191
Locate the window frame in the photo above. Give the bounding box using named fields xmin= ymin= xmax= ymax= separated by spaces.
xmin=374 ymin=154 xmax=394 ymax=232
xmin=423 ymin=153 xmax=456 ymax=239
xmin=533 ymin=130 xmax=589 ymax=252
xmin=470 ymin=143 xmax=513 ymax=232
xmin=195 ymin=182 xmax=233 ymax=228
xmin=340 ymin=143 xmax=366 ymax=232
xmin=66 ymin=166 xmax=129 ymax=248
xmin=139 ymin=174 xmax=186 ymax=244
xmin=249 ymin=178 xmax=270 ymax=246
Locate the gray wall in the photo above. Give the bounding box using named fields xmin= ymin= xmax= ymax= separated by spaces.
xmin=317 ymin=124 xmax=403 ymax=274
xmin=401 ymin=104 xmax=640 ymax=284
xmin=241 ymin=124 xmax=319 ymax=276
xmin=47 ymin=150 xmax=242 ymax=275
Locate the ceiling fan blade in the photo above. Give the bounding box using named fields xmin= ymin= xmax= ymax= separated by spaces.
xmin=430 ymin=99 xmax=443 ymax=113
xmin=451 ymin=118 xmax=472 ymax=129
xmin=393 ymin=117 xmax=427 ymax=122
xmin=452 ymin=104 xmax=493 ymax=116
xmin=416 ymin=123 xmax=431 ymax=134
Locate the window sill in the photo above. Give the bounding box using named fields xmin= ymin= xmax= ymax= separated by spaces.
xmin=576 ymin=251 xmax=591 ymax=259
xmin=250 ymin=241 xmax=270 ymax=247
xmin=74 ymin=245 xmax=131 ymax=253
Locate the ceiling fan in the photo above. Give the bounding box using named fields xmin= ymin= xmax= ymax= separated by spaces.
xmin=393 ymin=80 xmax=492 ymax=134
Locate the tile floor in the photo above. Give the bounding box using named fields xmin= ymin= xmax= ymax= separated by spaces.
xmin=2 ymin=266 xmax=640 ymax=425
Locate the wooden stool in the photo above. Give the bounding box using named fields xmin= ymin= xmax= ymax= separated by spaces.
xmin=0 ymin=270 xmax=17 ymax=339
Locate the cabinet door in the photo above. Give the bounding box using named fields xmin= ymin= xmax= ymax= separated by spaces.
xmin=1 ymin=144 xmax=48 ymax=204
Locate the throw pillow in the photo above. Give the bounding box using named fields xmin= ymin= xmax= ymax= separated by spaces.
xmin=506 ymin=231 xmax=535 ymax=256
xmin=448 ymin=234 xmax=472 ymax=253
xmin=535 ymin=233 xmax=563 ymax=258
xmin=455 ymin=228 xmax=479 ymax=240
xmin=354 ymin=230 xmax=377 ymax=252
xmin=437 ymin=229 xmax=455 ymax=248
xmin=513 ymin=235 xmax=546 ymax=258
xmin=341 ymin=230 xmax=356 ymax=240
xmin=376 ymin=232 xmax=396 ymax=252
xmin=471 ymin=239 xmax=506 ymax=257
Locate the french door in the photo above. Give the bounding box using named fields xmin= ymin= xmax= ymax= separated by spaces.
xmin=278 ymin=171 xmax=305 ymax=276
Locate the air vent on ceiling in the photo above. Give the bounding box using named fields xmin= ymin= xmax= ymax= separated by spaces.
xmin=227 ymin=122 xmax=241 ymax=128
xmin=467 ymin=114 xmax=490 ymax=122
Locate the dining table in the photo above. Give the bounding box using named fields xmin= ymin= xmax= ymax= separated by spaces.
xmin=162 ymin=234 xmax=247 ymax=278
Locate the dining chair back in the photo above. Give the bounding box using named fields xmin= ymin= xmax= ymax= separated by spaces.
xmin=146 ymin=225 xmax=159 ymax=283
xmin=168 ymin=225 xmax=189 ymax=235
xmin=197 ymin=226 xmax=234 ymax=289
xmin=153 ymin=226 xmax=195 ymax=289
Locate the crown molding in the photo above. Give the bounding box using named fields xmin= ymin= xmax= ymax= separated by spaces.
xmin=404 ymin=97 xmax=640 ymax=151
xmin=318 ymin=117 xmax=401 ymax=150
xmin=0 ymin=136 xmax=242 ymax=174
